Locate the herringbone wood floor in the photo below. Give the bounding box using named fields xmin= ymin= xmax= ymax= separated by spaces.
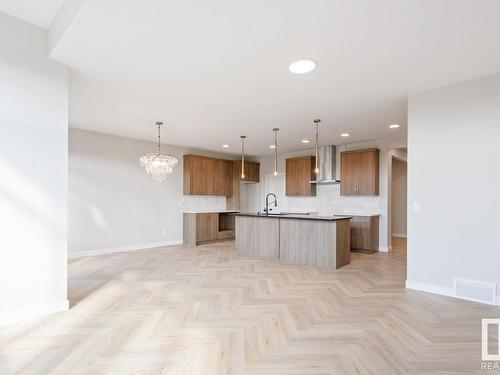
xmin=1 ymin=238 xmax=499 ymax=374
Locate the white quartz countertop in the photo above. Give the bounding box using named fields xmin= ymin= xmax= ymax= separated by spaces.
xmin=182 ymin=210 xmax=240 ymax=213
xmin=334 ymin=213 xmax=380 ymax=217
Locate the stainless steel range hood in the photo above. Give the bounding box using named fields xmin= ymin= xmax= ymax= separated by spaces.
xmin=310 ymin=145 xmax=341 ymax=184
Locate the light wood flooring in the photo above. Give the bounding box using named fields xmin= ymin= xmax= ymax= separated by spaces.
xmin=1 ymin=238 xmax=499 ymax=374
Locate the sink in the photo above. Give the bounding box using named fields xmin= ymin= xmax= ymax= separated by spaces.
xmin=257 ymin=211 xmax=313 ymax=216
xmin=257 ymin=212 xmax=286 ymax=216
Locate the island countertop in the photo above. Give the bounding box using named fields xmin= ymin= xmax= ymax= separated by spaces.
xmin=234 ymin=212 xmax=352 ymax=221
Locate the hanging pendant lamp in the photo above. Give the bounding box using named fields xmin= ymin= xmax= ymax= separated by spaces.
xmin=240 ymin=135 xmax=246 ymax=179
xmin=313 ymin=119 xmax=321 ymax=174
xmin=273 ymin=128 xmax=279 ymax=176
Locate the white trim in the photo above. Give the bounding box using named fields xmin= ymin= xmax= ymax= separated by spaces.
xmin=392 ymin=233 xmax=407 ymax=238
xmin=69 ymin=240 xmax=183 ymax=259
xmin=379 ymin=245 xmax=391 ymax=252
xmin=406 ymin=280 xmax=500 ymax=306
xmin=0 ymin=300 xmax=69 ymax=326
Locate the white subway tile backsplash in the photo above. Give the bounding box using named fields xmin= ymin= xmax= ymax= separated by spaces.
xmin=284 ymin=184 xmax=380 ymax=216
xmin=180 ymin=195 xmax=227 ymax=212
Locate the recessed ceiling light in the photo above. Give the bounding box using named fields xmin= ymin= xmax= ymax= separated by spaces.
xmin=389 ymin=124 xmax=400 ymax=129
xmin=301 ymin=139 xmax=310 ymax=144
xmin=289 ymin=58 xmax=316 ymax=74
xmin=222 ymin=144 xmax=230 ymax=148
xmin=269 ymin=145 xmax=276 ymax=149
xmin=341 ymin=133 xmax=350 ymax=137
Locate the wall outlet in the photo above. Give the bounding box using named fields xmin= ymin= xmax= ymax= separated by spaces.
xmin=412 ymin=202 xmax=421 ymax=213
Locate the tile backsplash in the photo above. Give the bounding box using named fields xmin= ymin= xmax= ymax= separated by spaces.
xmin=180 ymin=195 xmax=227 ymax=212
xmin=285 ymin=184 xmax=380 ymax=216
xmin=256 ymin=174 xmax=381 ymax=216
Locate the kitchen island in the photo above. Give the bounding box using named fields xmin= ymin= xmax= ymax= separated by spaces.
xmin=235 ymin=213 xmax=352 ymax=269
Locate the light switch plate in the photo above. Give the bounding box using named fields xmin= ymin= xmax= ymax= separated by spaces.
xmin=412 ymin=202 xmax=421 ymax=213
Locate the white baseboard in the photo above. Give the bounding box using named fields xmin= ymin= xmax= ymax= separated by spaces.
xmin=0 ymin=300 xmax=69 ymax=326
xmin=69 ymin=239 xmax=183 ymax=259
xmin=379 ymin=245 xmax=391 ymax=252
xmin=406 ymin=280 xmax=500 ymax=306
xmin=392 ymin=233 xmax=407 ymax=238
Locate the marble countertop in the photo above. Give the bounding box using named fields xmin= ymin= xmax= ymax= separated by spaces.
xmin=182 ymin=210 xmax=240 ymax=213
xmin=235 ymin=212 xmax=352 ymax=221
xmin=334 ymin=213 xmax=380 ymax=217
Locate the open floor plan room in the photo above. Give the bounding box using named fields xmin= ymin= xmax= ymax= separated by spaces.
xmin=2 ymin=239 xmax=499 ymax=374
xmin=1 ymin=1 xmax=500 ymax=374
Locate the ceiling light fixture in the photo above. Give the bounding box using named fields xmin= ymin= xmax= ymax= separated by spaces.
xmin=222 ymin=144 xmax=230 ymax=148
xmin=389 ymin=124 xmax=400 ymax=129
xmin=273 ymin=128 xmax=279 ymax=176
xmin=341 ymin=133 xmax=350 ymax=137
xmin=140 ymin=122 xmax=178 ymax=182
xmin=313 ymin=119 xmax=321 ymax=174
xmin=289 ymin=58 xmax=316 ymax=74
xmin=301 ymin=139 xmax=310 ymax=144
xmin=269 ymin=145 xmax=276 ymax=149
xmin=240 ymin=135 xmax=246 ymax=179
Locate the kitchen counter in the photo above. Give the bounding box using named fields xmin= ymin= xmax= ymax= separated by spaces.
xmin=182 ymin=210 xmax=240 ymax=213
xmin=235 ymin=212 xmax=352 ymax=221
xmin=235 ymin=213 xmax=351 ymax=269
xmin=334 ymin=213 xmax=380 ymax=217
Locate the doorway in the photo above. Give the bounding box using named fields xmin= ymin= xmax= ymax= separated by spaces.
xmin=391 ymin=157 xmax=407 ymax=239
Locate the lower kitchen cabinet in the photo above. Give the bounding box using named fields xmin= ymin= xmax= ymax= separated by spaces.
xmin=350 ymin=215 xmax=379 ymax=253
xmin=183 ymin=212 xmax=235 ymax=245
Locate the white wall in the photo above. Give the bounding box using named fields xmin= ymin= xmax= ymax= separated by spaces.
xmin=243 ymin=140 xmax=406 ymax=251
xmin=0 ymin=13 xmax=69 ymax=324
xmin=391 ymin=158 xmax=407 ymax=236
xmin=407 ymin=74 xmax=500 ymax=304
xmin=69 ymin=128 xmax=232 ymax=256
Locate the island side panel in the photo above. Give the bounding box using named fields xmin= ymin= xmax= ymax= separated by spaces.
xmin=235 ymin=216 xmax=279 ymax=259
xmin=335 ymin=219 xmax=351 ymax=268
xmin=279 ymin=218 xmax=337 ymax=269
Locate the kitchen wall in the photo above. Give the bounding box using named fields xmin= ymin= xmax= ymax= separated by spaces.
xmin=243 ymin=140 xmax=406 ymax=251
xmin=391 ymin=158 xmax=407 ymax=237
xmin=407 ymin=73 xmax=500 ymax=304
xmin=69 ymin=128 xmax=231 ymax=257
xmin=0 ymin=13 xmax=69 ymax=324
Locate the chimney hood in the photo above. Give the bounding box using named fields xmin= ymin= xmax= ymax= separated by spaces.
xmin=310 ymin=145 xmax=341 ymax=184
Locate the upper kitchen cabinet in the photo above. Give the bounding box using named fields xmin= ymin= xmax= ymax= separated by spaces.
xmin=286 ymin=155 xmax=317 ymax=196
xmin=183 ymin=154 xmax=233 ymax=196
xmin=235 ymin=160 xmax=260 ymax=183
xmin=340 ymin=148 xmax=380 ymax=196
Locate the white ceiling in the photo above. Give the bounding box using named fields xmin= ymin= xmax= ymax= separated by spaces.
xmin=0 ymin=0 xmax=64 ymax=28
xmin=4 ymin=0 xmax=500 ymax=155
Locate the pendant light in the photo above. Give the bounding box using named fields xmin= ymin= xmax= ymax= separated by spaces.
xmin=240 ymin=135 xmax=246 ymax=179
xmin=140 ymin=121 xmax=178 ymax=182
xmin=273 ymin=128 xmax=279 ymax=176
xmin=313 ymin=119 xmax=321 ymax=174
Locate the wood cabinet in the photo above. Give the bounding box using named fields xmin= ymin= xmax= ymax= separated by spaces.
xmin=183 ymin=155 xmax=233 ymax=196
xmin=196 ymin=213 xmax=219 ymax=242
xmin=350 ymin=215 xmax=379 ymax=253
xmin=285 ymin=156 xmax=316 ymax=196
xmin=235 ymin=160 xmax=260 ymax=183
xmin=183 ymin=212 xmax=235 ymax=245
xmin=340 ymin=148 xmax=379 ymax=196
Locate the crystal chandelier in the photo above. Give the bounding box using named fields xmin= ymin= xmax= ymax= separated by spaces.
xmin=140 ymin=121 xmax=178 ymax=182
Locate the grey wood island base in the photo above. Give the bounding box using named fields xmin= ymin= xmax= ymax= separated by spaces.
xmin=235 ymin=213 xmax=352 ymax=269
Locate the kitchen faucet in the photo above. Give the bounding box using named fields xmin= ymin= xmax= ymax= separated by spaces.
xmin=264 ymin=193 xmax=278 ymax=215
